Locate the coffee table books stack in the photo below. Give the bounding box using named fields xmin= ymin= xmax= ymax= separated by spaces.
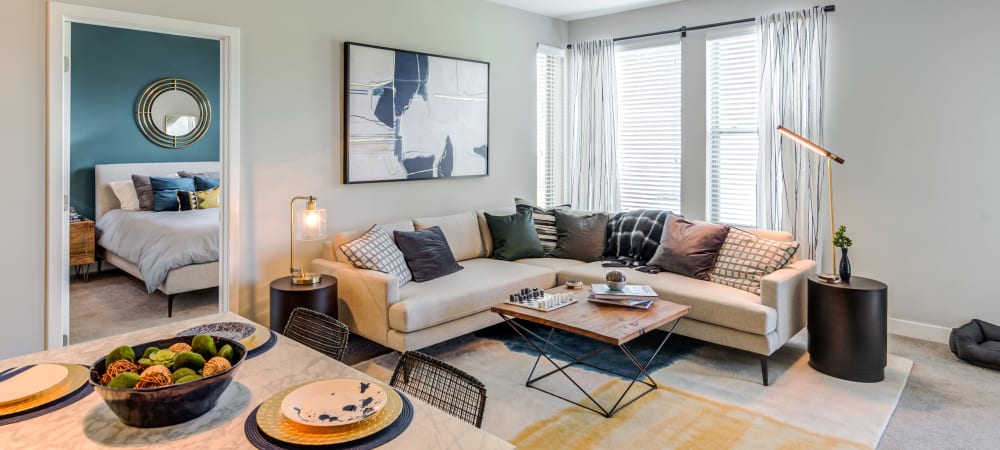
xmin=589 ymin=284 xmax=658 ymax=310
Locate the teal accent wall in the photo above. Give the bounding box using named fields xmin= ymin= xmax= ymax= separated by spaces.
xmin=70 ymin=23 xmax=220 ymax=219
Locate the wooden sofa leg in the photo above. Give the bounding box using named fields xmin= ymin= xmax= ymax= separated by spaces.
xmin=760 ymin=357 xmax=769 ymax=386
xmin=168 ymin=294 xmax=175 ymax=318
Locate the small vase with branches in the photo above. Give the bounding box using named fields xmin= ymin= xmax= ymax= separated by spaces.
xmin=833 ymin=225 xmax=852 ymax=281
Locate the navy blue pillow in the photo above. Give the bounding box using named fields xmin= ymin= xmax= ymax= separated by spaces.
xmin=150 ymin=177 xmax=195 ymax=212
xmin=393 ymin=226 xmax=463 ymax=282
xmin=193 ymin=175 xmax=220 ymax=192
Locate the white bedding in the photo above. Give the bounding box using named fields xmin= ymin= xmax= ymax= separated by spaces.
xmin=96 ymin=209 xmax=220 ymax=293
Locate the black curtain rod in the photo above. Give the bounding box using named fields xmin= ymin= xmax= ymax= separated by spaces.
xmin=567 ymin=4 xmax=835 ymax=49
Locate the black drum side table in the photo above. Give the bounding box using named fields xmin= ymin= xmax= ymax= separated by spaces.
xmin=269 ymin=275 xmax=338 ymax=332
xmin=807 ymin=274 xmax=888 ymax=382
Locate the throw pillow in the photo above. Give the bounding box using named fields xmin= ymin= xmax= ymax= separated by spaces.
xmin=485 ymin=209 xmax=545 ymax=261
xmin=176 ymin=190 xmax=198 ymax=211
xmin=178 ymin=170 xmax=221 ymax=180
xmin=339 ymin=225 xmax=413 ymax=286
xmin=605 ymin=209 xmax=671 ymax=263
xmin=131 ymin=175 xmax=155 ymax=211
xmin=108 ymin=180 xmax=140 ymax=211
xmin=648 ymin=215 xmax=730 ymax=280
xmin=549 ymin=210 xmax=608 ymax=262
xmin=149 ymin=176 xmax=195 ymax=212
xmin=196 ymin=187 xmax=221 ymax=209
xmin=193 ymin=175 xmax=220 ymax=192
xmin=514 ymin=197 xmax=570 ymax=254
xmin=709 ymin=228 xmax=800 ymax=295
xmin=394 ymin=226 xmax=463 ymax=282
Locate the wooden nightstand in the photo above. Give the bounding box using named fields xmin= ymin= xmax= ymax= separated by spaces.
xmin=70 ymin=219 xmax=97 ymax=281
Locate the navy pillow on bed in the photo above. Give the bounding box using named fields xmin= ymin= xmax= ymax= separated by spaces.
xmin=150 ymin=176 xmax=195 ymax=212
xmin=193 ymin=175 xmax=220 ymax=192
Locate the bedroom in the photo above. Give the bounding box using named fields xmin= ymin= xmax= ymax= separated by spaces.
xmin=67 ymin=22 xmax=225 ymax=342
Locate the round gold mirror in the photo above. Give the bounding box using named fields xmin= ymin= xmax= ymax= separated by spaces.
xmin=136 ymin=78 xmax=211 ymax=149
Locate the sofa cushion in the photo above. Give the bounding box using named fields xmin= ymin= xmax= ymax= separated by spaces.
xmin=477 ymin=206 xmax=516 ymax=257
xmin=513 ymin=257 xmax=587 ymax=272
xmin=515 ymin=197 xmax=570 ymax=254
xmin=485 ymin=210 xmax=545 ymax=261
xmin=331 ymin=219 xmax=414 ymax=263
xmin=555 ymin=262 xmax=776 ymax=334
xmin=648 ymin=215 xmax=730 ymax=280
xmin=389 ymin=258 xmax=556 ymax=332
xmin=339 ymin=225 xmax=413 ymax=286
xmin=394 ymin=226 xmax=463 ymax=282
xmin=549 ymin=210 xmax=608 ymax=262
xmin=413 ymin=212 xmax=484 ymax=261
xmin=710 ymin=228 xmax=799 ymax=295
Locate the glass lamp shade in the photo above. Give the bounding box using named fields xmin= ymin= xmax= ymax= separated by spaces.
xmin=296 ymin=207 xmax=327 ymax=241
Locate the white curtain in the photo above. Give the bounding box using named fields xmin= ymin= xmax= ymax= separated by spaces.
xmin=566 ymin=38 xmax=620 ymax=211
xmin=758 ymin=7 xmax=829 ymax=262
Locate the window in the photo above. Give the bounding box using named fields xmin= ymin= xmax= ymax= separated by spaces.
xmin=614 ymin=36 xmax=682 ymax=211
xmin=707 ymin=28 xmax=759 ymax=226
xmin=536 ymin=45 xmax=564 ymax=208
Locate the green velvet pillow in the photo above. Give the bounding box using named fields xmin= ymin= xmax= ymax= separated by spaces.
xmin=484 ymin=210 xmax=545 ymax=261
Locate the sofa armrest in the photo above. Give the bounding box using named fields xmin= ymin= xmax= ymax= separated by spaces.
xmin=760 ymin=259 xmax=816 ymax=345
xmin=311 ymin=258 xmax=399 ymax=344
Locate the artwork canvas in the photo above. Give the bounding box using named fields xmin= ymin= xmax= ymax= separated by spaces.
xmin=344 ymin=42 xmax=489 ymax=183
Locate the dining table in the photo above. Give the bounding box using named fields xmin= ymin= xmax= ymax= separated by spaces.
xmin=0 ymin=312 xmax=513 ymax=449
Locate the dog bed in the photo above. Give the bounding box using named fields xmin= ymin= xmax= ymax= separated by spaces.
xmin=950 ymin=319 xmax=1000 ymax=370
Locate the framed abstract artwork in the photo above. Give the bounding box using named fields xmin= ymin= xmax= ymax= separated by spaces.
xmin=343 ymin=42 xmax=490 ymax=184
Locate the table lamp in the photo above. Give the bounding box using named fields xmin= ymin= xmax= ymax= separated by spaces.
xmin=776 ymin=125 xmax=845 ymax=283
xmin=289 ymin=195 xmax=327 ymax=285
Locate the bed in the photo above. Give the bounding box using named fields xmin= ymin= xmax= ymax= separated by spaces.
xmin=94 ymin=162 xmax=221 ymax=317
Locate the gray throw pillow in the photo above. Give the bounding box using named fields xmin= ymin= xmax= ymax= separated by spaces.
xmin=131 ymin=175 xmax=154 ymax=211
xmin=648 ymin=215 xmax=730 ymax=280
xmin=393 ymin=226 xmax=463 ymax=282
xmin=549 ymin=210 xmax=608 ymax=262
xmin=339 ymin=225 xmax=413 ymax=287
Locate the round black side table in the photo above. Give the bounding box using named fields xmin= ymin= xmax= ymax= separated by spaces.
xmin=807 ymin=274 xmax=888 ymax=382
xmin=269 ymin=275 xmax=338 ymax=332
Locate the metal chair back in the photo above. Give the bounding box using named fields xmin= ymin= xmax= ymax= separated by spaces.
xmin=390 ymin=351 xmax=487 ymax=428
xmin=282 ymin=307 xmax=350 ymax=361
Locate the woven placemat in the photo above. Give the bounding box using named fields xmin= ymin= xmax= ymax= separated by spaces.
xmin=0 ymin=365 xmax=95 ymax=427
xmin=245 ymin=390 xmax=414 ymax=450
xmin=248 ymin=331 xmax=278 ymax=360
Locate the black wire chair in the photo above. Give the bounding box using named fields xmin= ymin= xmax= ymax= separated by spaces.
xmin=390 ymin=351 xmax=487 ymax=428
xmin=282 ymin=307 xmax=350 ymax=362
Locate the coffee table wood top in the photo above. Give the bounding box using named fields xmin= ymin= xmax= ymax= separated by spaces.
xmin=491 ymin=286 xmax=690 ymax=346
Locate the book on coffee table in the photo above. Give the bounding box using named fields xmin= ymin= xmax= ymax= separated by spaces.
xmin=587 ymin=295 xmax=654 ymax=310
xmin=591 ymin=284 xmax=657 ymax=298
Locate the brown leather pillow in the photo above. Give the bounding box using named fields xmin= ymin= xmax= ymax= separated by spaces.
xmin=648 ymin=215 xmax=730 ymax=280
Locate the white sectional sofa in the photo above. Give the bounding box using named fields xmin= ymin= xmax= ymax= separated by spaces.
xmin=313 ymin=208 xmax=816 ymax=384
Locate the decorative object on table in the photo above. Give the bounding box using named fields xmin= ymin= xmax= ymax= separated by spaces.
xmin=252 ymin=379 xmax=406 ymax=446
xmin=587 ymin=296 xmax=654 ymax=310
xmin=344 ymin=42 xmax=489 ymax=184
xmin=0 ymin=364 xmax=93 ymax=425
xmin=0 ymin=364 xmax=69 ymax=406
xmin=807 ymin=274 xmax=887 ymax=382
xmin=391 ymin=351 xmax=487 ymax=428
xmin=177 ymin=321 xmax=257 ymax=342
xmin=565 ymin=280 xmax=583 ymax=290
xmin=135 ymin=77 xmax=212 ymax=149
xmin=950 ymin=319 xmax=1000 ymax=371
xmin=833 ymin=225 xmax=853 ymax=282
xmin=605 ymin=270 xmax=627 ymax=291
xmin=88 ymin=335 xmax=246 ymax=427
xmin=505 ymin=288 xmax=577 ymax=312
xmin=283 ymin=307 xmax=351 ymax=362
xmin=269 ymin=275 xmax=338 ymax=332
xmin=777 ymin=125 xmax=845 ymax=283
xmin=591 ymin=283 xmax=655 ymax=298
xmin=280 ymin=379 xmax=387 ymax=426
xmin=287 ymin=195 xmax=327 ymax=285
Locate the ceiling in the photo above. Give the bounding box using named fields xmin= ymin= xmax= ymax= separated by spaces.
xmin=488 ymin=0 xmax=687 ymax=21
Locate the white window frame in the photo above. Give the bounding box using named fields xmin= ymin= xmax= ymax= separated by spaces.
xmin=535 ymin=43 xmax=565 ymax=208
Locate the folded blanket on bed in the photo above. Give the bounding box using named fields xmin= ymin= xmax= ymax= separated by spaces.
xmin=97 ymin=209 xmax=220 ymax=293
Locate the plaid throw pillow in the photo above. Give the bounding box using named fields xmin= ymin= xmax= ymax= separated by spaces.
xmin=514 ymin=198 xmax=569 ymax=254
xmin=709 ymin=228 xmax=799 ymax=295
xmin=604 ymin=209 xmax=671 ymax=263
xmin=339 ymin=225 xmax=413 ymax=287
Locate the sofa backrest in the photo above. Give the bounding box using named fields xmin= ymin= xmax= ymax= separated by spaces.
xmin=330 ymin=219 xmax=416 ymax=263
xmin=412 ymin=212 xmax=485 ymax=262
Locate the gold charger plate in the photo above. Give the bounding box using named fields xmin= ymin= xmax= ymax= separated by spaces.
xmin=257 ymin=379 xmax=403 ymax=446
xmin=0 ymin=364 xmax=90 ymax=417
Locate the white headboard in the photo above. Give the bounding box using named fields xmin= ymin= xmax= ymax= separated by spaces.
xmin=94 ymin=161 xmax=220 ymax=220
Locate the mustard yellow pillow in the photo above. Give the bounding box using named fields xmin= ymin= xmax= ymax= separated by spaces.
xmin=196 ymin=186 xmax=221 ymax=209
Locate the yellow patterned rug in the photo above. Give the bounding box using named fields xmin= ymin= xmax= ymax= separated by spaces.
xmin=355 ymin=328 xmax=911 ymax=449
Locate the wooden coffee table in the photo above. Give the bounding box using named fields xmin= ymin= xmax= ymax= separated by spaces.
xmin=491 ymin=286 xmax=689 ymax=418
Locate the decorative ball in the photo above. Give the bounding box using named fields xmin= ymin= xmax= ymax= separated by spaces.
xmin=202 ymin=356 xmax=232 ymax=376
xmin=606 ymin=270 xmax=627 ymax=291
xmin=105 ymin=345 xmax=136 ymax=368
xmin=140 ymin=365 xmax=172 ymax=379
xmin=101 ymin=359 xmax=140 ymax=385
xmin=174 ymin=352 xmax=206 ymax=372
xmin=191 ymin=334 xmax=218 ymax=359
xmin=168 ymin=342 xmax=193 ymax=354
xmin=135 ymin=372 xmax=171 ymax=389
xmin=217 ymin=344 xmax=234 ymax=363
xmin=171 ymin=367 xmax=197 ymax=384
xmin=107 ymin=372 xmax=140 ymax=389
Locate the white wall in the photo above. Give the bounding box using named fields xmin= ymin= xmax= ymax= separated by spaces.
xmin=0 ymin=0 xmax=566 ymax=358
xmin=570 ymin=0 xmax=1000 ymax=338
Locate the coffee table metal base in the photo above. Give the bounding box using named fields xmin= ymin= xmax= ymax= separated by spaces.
xmin=499 ymin=313 xmax=682 ymax=418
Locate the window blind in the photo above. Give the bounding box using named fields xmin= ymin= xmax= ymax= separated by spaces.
xmin=614 ymin=36 xmax=682 ymax=212
xmin=707 ymin=28 xmax=759 ymax=227
xmin=536 ymin=45 xmax=564 ymax=208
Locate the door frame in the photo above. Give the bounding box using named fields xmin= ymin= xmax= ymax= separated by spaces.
xmin=45 ymin=2 xmax=242 ymax=348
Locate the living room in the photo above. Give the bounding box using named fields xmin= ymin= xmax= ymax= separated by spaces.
xmin=1 ymin=0 xmax=997 ymax=448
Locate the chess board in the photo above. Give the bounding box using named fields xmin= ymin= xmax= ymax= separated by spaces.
xmin=505 ymin=293 xmax=578 ymax=312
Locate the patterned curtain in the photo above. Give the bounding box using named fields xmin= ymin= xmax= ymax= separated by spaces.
xmin=758 ymin=7 xmax=829 ymax=263
xmin=566 ymin=38 xmax=620 ymax=211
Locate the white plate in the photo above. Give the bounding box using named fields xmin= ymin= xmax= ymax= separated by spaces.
xmin=280 ymin=379 xmax=388 ymax=427
xmin=0 ymin=364 xmax=69 ymax=406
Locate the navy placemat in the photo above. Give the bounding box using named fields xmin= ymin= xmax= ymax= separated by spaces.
xmin=0 ymin=365 xmax=95 ymax=427
xmin=245 ymin=390 xmax=414 ymax=450
xmin=248 ymin=330 xmax=278 ymax=359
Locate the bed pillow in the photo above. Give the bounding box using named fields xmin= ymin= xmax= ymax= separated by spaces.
xmin=339 ymin=225 xmax=413 ymax=287
xmin=179 ymin=170 xmax=221 ymax=180
xmin=193 ymin=175 xmax=220 ymax=192
xmin=131 ymin=175 xmax=154 ymax=211
xmin=196 ymin=187 xmax=221 ymax=209
xmin=393 ymin=226 xmax=463 ymax=282
xmin=150 ymin=176 xmax=195 ymax=212
xmin=485 ymin=209 xmax=545 ymax=261
xmin=709 ymin=228 xmax=800 ymax=295
xmin=177 ymin=190 xmax=198 ymax=211
xmin=109 ymin=180 xmax=140 ymax=211
xmin=648 ymin=215 xmax=730 ymax=280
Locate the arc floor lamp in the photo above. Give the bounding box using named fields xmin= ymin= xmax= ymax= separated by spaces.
xmin=776 ymin=125 xmax=845 ymax=283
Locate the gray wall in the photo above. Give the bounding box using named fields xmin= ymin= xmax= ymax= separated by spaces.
xmin=570 ymin=0 xmax=1000 ymax=334
xmin=0 ymin=0 xmax=566 ymax=357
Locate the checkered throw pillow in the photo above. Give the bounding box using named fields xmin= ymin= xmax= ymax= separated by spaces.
xmin=709 ymin=228 xmax=799 ymax=295
xmin=515 ymin=197 xmax=570 ymax=254
xmin=339 ymin=225 xmax=412 ymax=286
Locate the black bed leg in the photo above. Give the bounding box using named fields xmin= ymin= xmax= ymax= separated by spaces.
xmin=168 ymin=294 xmax=175 ymax=318
xmin=760 ymin=357 xmax=769 ymax=386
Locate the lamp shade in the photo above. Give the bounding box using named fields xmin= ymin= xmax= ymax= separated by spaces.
xmin=296 ymin=207 xmax=327 ymax=241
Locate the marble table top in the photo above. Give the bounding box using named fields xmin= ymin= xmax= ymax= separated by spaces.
xmin=0 ymin=313 xmax=513 ymax=449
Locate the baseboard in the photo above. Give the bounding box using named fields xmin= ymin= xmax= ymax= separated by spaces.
xmin=888 ymin=318 xmax=951 ymax=344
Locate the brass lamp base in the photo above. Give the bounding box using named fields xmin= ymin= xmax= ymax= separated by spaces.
xmin=291 ymin=272 xmax=322 ymax=285
xmin=818 ymin=273 xmax=841 ymax=283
